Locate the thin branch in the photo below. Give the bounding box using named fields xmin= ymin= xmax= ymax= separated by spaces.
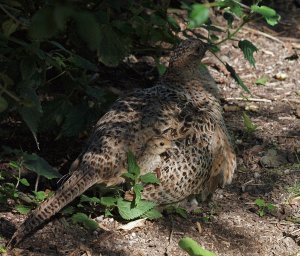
xmin=225 ymin=97 xmax=272 ymax=103
xmin=0 ymin=84 xmax=21 ymax=102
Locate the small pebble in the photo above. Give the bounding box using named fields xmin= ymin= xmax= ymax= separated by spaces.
xmin=254 ymin=172 xmax=261 ymax=179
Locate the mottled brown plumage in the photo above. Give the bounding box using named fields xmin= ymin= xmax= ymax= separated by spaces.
xmin=7 ymin=39 xmax=236 ymax=248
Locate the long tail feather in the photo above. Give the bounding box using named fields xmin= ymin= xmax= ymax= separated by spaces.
xmin=7 ymin=168 xmax=101 ymax=248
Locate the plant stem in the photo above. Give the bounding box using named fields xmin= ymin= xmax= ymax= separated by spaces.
xmin=0 ymin=84 xmax=21 ymax=102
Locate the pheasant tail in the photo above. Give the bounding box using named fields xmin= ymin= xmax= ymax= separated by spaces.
xmin=7 ymin=167 xmax=100 ymax=248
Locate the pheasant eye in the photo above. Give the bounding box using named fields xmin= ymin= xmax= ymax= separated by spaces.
xmin=160 ymin=142 xmax=165 ymax=146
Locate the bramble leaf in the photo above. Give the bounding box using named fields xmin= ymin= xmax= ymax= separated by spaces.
xmin=238 ymin=40 xmax=258 ymax=67
xmin=225 ymin=63 xmax=251 ymax=94
xmin=188 ymin=4 xmax=209 ymax=28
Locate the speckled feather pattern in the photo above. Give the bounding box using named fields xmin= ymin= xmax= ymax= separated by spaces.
xmin=8 ymin=39 xmax=236 ymax=248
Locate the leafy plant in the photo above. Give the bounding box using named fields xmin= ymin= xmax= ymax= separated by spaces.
xmin=179 ymin=237 xmax=216 ymax=256
xmin=254 ymin=198 xmax=276 ymax=217
xmin=255 ymin=77 xmax=268 ymax=86
xmin=242 ymin=111 xmax=257 ymax=132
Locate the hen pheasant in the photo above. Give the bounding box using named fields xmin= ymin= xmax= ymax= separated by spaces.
xmin=7 ymin=39 xmax=236 ymax=248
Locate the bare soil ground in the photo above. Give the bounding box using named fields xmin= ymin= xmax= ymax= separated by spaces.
xmin=1 ymin=6 xmax=300 ymax=256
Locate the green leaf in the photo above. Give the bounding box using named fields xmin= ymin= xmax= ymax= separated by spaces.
xmin=33 ymin=191 xmax=47 ymax=201
xmin=100 ymin=196 xmax=117 ymax=207
xmin=117 ymin=198 xmax=156 ymax=220
xmin=225 ymin=63 xmax=251 ymax=94
xmin=72 ymin=11 xmax=100 ymax=50
xmin=20 ymin=58 xmax=37 ymax=80
xmin=255 ymin=77 xmax=268 ymax=86
xmin=29 ymin=7 xmax=58 ymax=39
xmin=9 ymin=161 xmax=21 ymax=169
xmin=18 ymin=84 xmax=42 ymax=141
xmin=23 ymin=153 xmax=62 ymax=179
xmin=255 ymin=198 xmax=265 ymax=207
xmin=127 ymin=151 xmax=140 ymax=178
xmin=71 ymin=212 xmax=98 ymax=231
xmin=133 ymin=184 xmax=143 ymax=206
xmin=188 ymin=4 xmax=209 ymax=28
xmin=98 ymin=25 xmax=128 ymax=67
xmin=217 ymin=0 xmax=243 ymax=17
xmin=68 ymin=55 xmax=98 ymax=72
xmin=179 ymin=237 xmax=216 ymax=256
xmin=80 ymin=194 xmax=101 ymax=204
xmin=85 ymin=86 xmax=105 ymax=101
xmin=142 ymin=208 xmax=162 ymax=220
xmin=157 ymin=63 xmax=167 ymax=76
xmin=0 ymin=96 xmax=8 ymax=112
xmin=2 ymin=19 xmax=18 ymax=37
xmin=176 ymin=207 xmax=188 ymax=219
xmin=15 ymin=205 xmax=31 ymax=215
xmin=19 ymin=178 xmax=30 ymax=187
xmin=238 ymin=40 xmax=258 ymax=67
xmin=242 ymin=112 xmax=257 ymax=132
xmin=140 ymin=173 xmax=160 ymax=185
xmin=61 ymin=104 xmax=89 ymax=137
xmin=251 ymin=5 xmax=280 ymax=26
xmin=266 ymin=203 xmax=276 ymax=212
xmin=223 ymin=12 xmax=234 ymax=28
xmin=61 ymin=206 xmax=75 ymax=215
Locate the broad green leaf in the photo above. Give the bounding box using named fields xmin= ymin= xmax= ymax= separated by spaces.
xmin=23 ymin=153 xmax=62 ymax=179
xmin=15 ymin=205 xmax=31 ymax=215
xmin=255 ymin=198 xmax=265 ymax=207
xmin=179 ymin=237 xmax=216 ymax=256
xmin=80 ymin=194 xmax=101 ymax=204
xmin=98 ymin=25 xmax=128 ymax=67
xmin=157 ymin=63 xmax=167 ymax=76
xmin=72 ymin=11 xmax=100 ymax=50
xmin=61 ymin=104 xmax=89 ymax=137
xmin=242 ymin=112 xmax=257 ymax=132
xmin=217 ymin=0 xmax=243 ymax=17
xmin=68 ymin=55 xmax=98 ymax=72
xmin=19 ymin=178 xmax=30 ymax=187
xmin=33 ymin=191 xmax=47 ymax=201
xmin=140 ymin=173 xmax=160 ymax=184
xmin=105 ymin=209 xmax=113 ymax=217
xmin=20 ymin=58 xmax=37 ymax=80
xmin=133 ymin=184 xmax=143 ymax=206
xmin=223 ymin=12 xmax=234 ymax=28
xmin=18 ymin=84 xmax=42 ymax=141
xmin=176 ymin=207 xmax=188 ymax=219
xmin=142 ymin=208 xmax=162 ymax=220
xmin=255 ymin=77 xmax=268 ymax=85
xmin=267 ymin=203 xmax=276 ymax=212
xmin=127 ymin=151 xmax=140 ymax=178
xmin=225 ymin=63 xmax=251 ymax=94
xmin=71 ymin=212 xmax=98 ymax=231
xmin=0 ymin=96 xmax=8 ymax=112
xmin=117 ymin=198 xmax=156 ymax=220
xmin=9 ymin=161 xmax=21 ymax=169
xmin=122 ymin=172 xmax=136 ymax=181
xmin=2 ymin=19 xmax=18 ymax=37
xmin=251 ymin=5 xmax=280 ymax=26
xmin=167 ymin=16 xmax=180 ymax=32
xmin=85 ymin=86 xmax=105 ymax=101
xmin=29 ymin=7 xmax=58 ymax=39
xmin=61 ymin=206 xmax=75 ymax=215
xmin=53 ymin=4 xmax=74 ymax=30
xmin=188 ymin=4 xmax=209 ymax=28
xmin=238 ymin=40 xmax=258 ymax=67
xmin=100 ymin=196 xmax=117 ymax=207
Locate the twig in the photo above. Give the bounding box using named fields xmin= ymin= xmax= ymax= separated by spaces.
xmin=34 ymin=174 xmax=40 ymax=192
xmin=0 ymin=4 xmax=21 ymax=24
xmin=225 ymin=97 xmax=272 ymax=103
xmin=242 ymin=26 xmax=285 ymax=46
xmin=290 ymin=228 xmax=300 ymax=235
xmin=165 ymin=216 xmax=174 ymax=255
